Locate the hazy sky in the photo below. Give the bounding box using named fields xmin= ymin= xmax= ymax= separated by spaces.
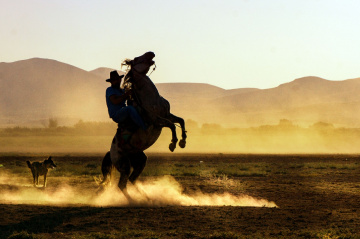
xmin=1 ymin=0 xmax=360 ymax=89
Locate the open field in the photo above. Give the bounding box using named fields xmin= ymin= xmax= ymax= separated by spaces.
xmin=0 ymin=154 xmax=359 ymax=238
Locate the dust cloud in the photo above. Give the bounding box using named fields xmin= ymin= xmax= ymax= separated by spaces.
xmin=0 ymin=174 xmax=277 ymax=208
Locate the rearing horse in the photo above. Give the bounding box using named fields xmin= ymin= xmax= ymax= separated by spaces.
xmin=98 ymin=52 xmax=187 ymax=200
xmin=122 ymin=51 xmax=187 ymax=151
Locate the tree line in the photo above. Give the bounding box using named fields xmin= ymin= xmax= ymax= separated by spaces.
xmin=0 ymin=118 xmax=359 ymax=137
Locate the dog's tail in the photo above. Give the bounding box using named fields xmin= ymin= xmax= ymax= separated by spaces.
xmin=94 ymin=151 xmax=113 ymax=186
xmin=26 ymin=160 xmax=32 ymax=169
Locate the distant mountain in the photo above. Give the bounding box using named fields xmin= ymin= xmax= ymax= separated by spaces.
xmin=210 ymin=76 xmax=360 ymax=126
xmin=0 ymin=58 xmax=109 ymax=126
xmin=1 ymin=58 xmax=360 ymax=127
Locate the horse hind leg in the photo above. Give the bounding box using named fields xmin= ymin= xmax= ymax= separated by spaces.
xmin=114 ymin=156 xmax=132 ymax=202
xmin=119 ymin=175 xmax=132 ymax=202
xmin=129 ymin=152 xmax=147 ymax=184
xmin=95 ymin=151 xmax=113 ymax=194
xmin=96 ymin=151 xmax=113 ymax=186
xmin=129 ymin=152 xmax=151 ymax=201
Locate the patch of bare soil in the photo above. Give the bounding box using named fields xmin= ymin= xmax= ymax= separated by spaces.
xmin=0 ymin=154 xmax=359 ymax=238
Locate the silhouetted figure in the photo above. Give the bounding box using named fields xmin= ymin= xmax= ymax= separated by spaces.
xmin=105 ymin=70 xmax=146 ymax=131
xmin=98 ymin=52 xmax=187 ymax=202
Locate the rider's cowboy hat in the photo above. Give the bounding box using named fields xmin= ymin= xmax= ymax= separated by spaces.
xmin=106 ymin=71 xmax=124 ymax=82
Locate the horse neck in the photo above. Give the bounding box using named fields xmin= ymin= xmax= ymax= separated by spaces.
xmin=132 ymin=72 xmax=160 ymax=97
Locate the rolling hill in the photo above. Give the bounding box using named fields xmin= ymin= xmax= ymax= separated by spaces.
xmin=1 ymin=58 xmax=360 ymax=127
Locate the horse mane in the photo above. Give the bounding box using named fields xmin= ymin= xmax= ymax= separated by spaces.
xmin=121 ymin=58 xmax=132 ymax=68
xmin=120 ymin=53 xmax=156 ymax=89
xmin=120 ymin=59 xmax=133 ymax=89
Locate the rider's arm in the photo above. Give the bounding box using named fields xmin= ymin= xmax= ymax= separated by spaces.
xmin=109 ymin=91 xmax=131 ymax=105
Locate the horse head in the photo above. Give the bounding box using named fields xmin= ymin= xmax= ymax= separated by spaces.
xmin=122 ymin=51 xmax=156 ymax=91
xmin=133 ymin=51 xmax=155 ymax=74
xmin=123 ymin=51 xmax=155 ymax=76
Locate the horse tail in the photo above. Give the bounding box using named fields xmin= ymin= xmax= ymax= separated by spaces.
xmin=95 ymin=151 xmax=113 ymax=186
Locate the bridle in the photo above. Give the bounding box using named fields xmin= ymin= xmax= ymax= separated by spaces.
xmin=132 ymin=58 xmax=156 ymax=76
xmin=147 ymin=63 xmax=156 ymax=76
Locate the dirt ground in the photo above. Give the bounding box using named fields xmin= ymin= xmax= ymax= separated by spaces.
xmin=0 ymin=154 xmax=359 ymax=239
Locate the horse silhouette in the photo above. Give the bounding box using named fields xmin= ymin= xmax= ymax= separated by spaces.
xmin=98 ymin=51 xmax=187 ymax=201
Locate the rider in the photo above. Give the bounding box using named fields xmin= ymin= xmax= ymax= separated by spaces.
xmin=105 ymin=70 xmax=146 ymax=131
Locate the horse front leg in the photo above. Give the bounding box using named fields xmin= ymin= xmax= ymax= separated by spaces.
xmin=157 ymin=117 xmax=179 ymax=152
xmin=101 ymin=151 xmax=113 ymax=186
xmin=167 ymin=122 xmax=178 ymax=152
xmin=168 ymin=113 xmax=187 ymax=148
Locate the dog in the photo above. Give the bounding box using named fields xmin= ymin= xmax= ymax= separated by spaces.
xmin=26 ymin=156 xmax=56 ymax=187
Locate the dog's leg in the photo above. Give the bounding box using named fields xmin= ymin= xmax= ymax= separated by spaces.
xmin=27 ymin=161 xmax=36 ymax=186
xmin=32 ymin=170 xmax=36 ymax=186
xmin=43 ymin=173 xmax=47 ymax=187
xmin=35 ymin=173 xmax=39 ymax=186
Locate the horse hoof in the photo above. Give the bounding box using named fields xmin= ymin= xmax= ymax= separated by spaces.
xmin=179 ymin=139 xmax=186 ymax=148
xmin=169 ymin=143 xmax=176 ymax=152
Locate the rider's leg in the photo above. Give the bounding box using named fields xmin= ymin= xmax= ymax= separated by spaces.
xmin=126 ymin=106 xmax=147 ymax=130
xmin=113 ymin=106 xmax=146 ymax=130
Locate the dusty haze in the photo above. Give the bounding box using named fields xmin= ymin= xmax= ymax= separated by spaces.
xmin=1 ymin=121 xmax=359 ymax=154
